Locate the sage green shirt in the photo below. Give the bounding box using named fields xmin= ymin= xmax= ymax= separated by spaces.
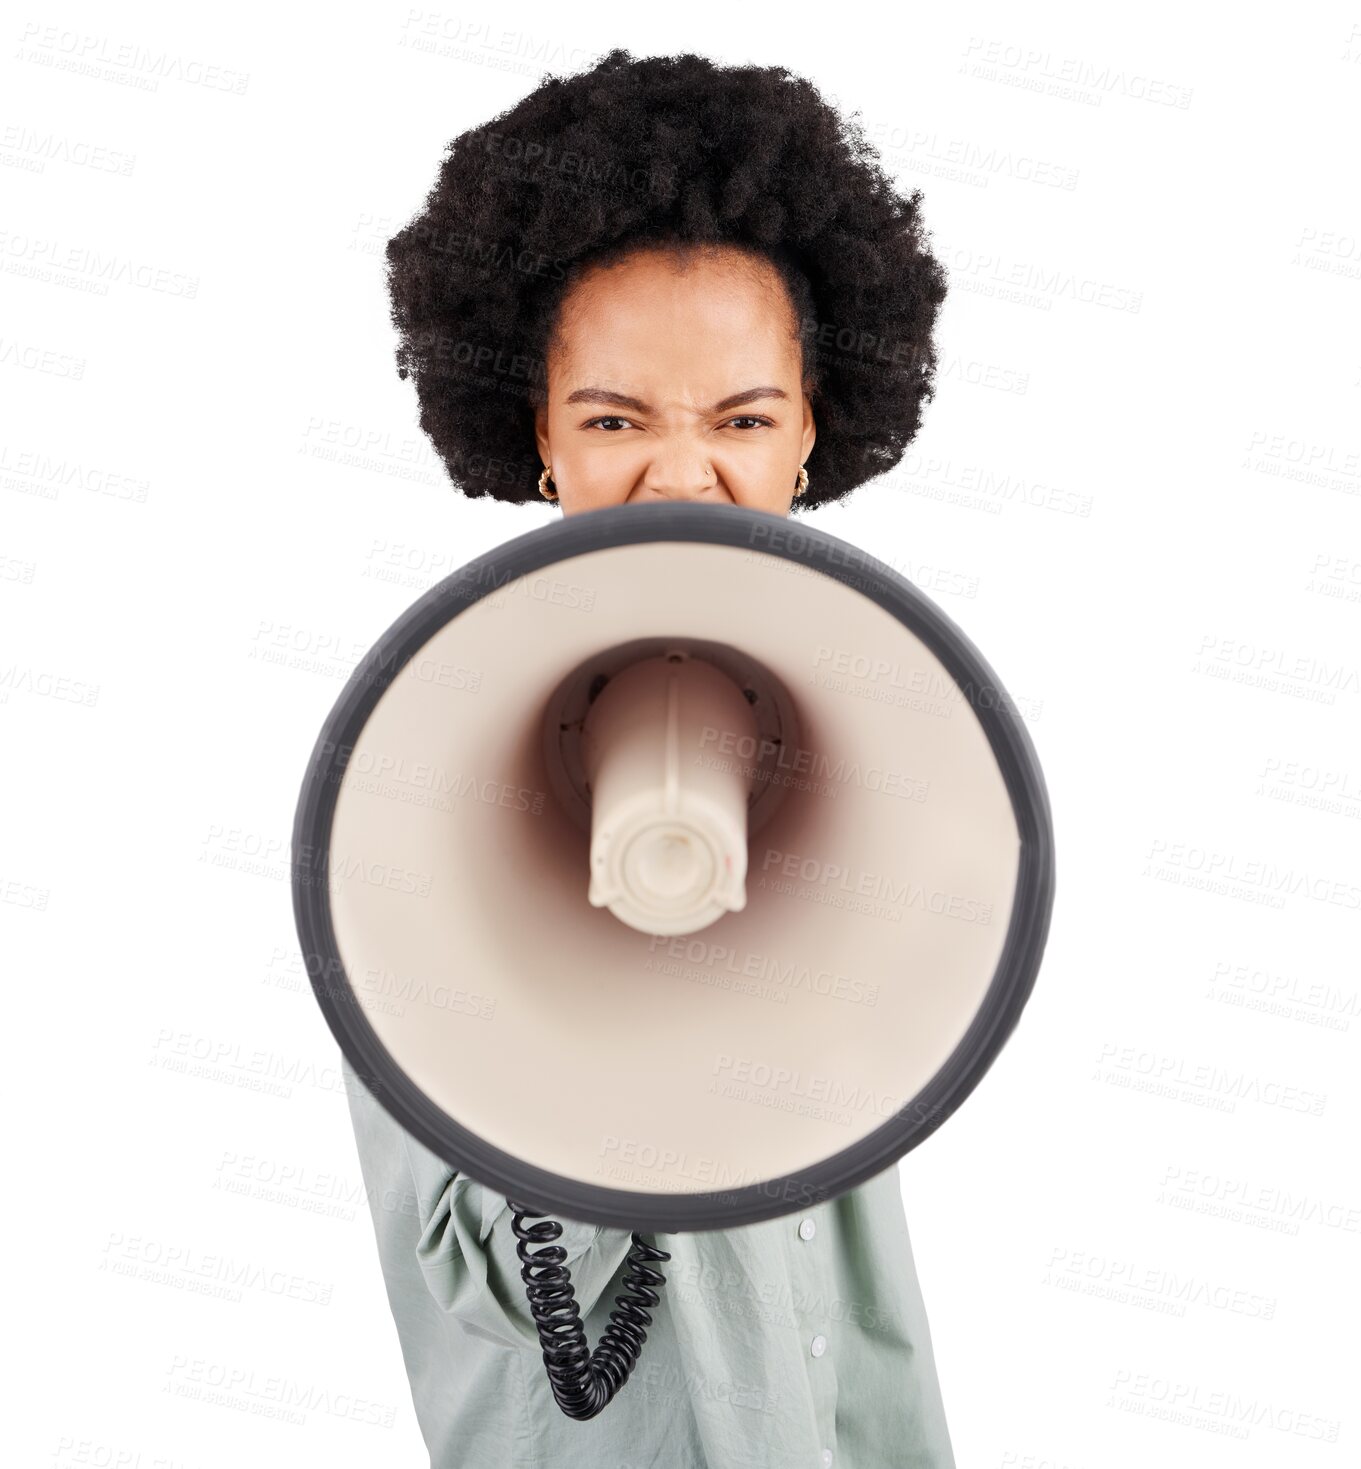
xmin=342 ymin=1057 xmax=956 ymax=1467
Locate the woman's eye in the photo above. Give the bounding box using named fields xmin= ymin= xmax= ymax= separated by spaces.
xmin=581 ymin=414 xmax=773 ymax=431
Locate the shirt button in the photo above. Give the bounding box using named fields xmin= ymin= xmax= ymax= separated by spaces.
xmin=810 ymin=1334 xmax=827 ymax=1358
xmin=798 ymin=1218 xmax=816 ymax=1241
xmin=821 ymin=1451 xmax=834 ymax=1469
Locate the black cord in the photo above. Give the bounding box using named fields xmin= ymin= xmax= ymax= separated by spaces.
xmin=508 ymin=1199 xmax=671 ymax=1420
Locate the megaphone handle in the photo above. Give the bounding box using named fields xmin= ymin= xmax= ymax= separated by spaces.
xmin=508 ymin=1200 xmax=671 ymax=1421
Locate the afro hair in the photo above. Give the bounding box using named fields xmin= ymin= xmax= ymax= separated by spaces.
xmin=384 ymin=48 xmax=949 ymax=513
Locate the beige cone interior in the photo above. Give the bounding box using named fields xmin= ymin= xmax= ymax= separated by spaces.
xmin=328 ymin=540 xmax=1020 ymax=1198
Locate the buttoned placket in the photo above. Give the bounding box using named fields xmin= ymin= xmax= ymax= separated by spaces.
xmin=797 ymin=1213 xmax=834 ymax=1468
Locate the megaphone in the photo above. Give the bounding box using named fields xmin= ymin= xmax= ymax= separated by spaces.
xmin=292 ymin=501 xmax=1055 ymax=1416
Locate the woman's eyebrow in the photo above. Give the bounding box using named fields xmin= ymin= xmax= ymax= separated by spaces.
xmin=564 ymin=386 xmax=790 ymax=414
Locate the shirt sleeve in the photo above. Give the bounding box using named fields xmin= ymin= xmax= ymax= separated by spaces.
xmin=343 ymin=1057 xmax=638 ymax=1354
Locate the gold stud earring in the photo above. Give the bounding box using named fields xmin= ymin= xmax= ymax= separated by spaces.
xmin=538 ymin=464 xmax=558 ymax=501
xmin=795 ymin=465 xmax=809 ymax=498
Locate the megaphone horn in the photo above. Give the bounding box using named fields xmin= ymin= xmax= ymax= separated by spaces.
xmin=293 ymin=502 xmax=1055 ymax=1237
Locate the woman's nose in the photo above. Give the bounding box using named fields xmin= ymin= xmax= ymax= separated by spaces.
xmin=641 ymin=451 xmax=719 ymax=502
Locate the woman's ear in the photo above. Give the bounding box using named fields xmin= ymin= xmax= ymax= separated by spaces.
xmin=801 ymin=390 xmax=817 ymax=465
xmin=533 ymin=402 xmax=550 ymax=468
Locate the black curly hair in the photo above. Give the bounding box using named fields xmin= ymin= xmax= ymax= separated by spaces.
xmin=385 ymin=48 xmax=948 ymax=513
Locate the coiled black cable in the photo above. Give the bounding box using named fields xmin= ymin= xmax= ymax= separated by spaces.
xmin=508 ymin=1198 xmax=671 ymax=1420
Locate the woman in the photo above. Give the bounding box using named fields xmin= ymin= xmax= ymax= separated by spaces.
xmin=345 ymin=48 xmax=954 ymax=1467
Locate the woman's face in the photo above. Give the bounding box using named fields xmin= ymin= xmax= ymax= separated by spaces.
xmin=534 ymin=245 xmax=815 ymax=519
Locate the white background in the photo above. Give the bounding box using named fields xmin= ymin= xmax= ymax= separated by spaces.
xmin=5 ymin=3 xmax=1360 ymax=1466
